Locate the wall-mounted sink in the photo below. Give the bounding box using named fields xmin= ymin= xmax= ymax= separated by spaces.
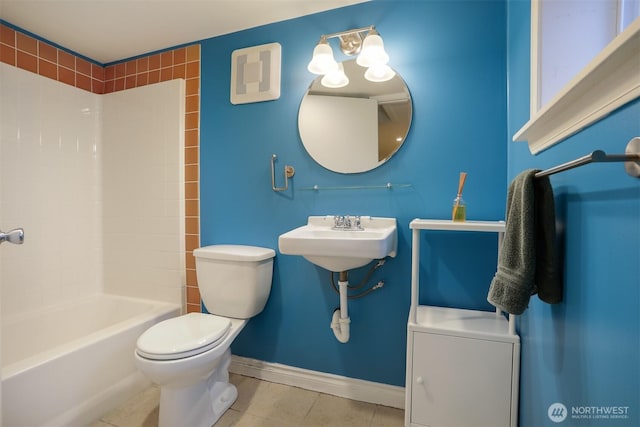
xmin=278 ymin=216 xmax=397 ymax=272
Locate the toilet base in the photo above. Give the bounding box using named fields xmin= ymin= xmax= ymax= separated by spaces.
xmin=157 ymin=350 xmax=237 ymax=427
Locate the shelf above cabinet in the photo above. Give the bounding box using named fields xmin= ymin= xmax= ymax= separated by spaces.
xmin=410 ymin=219 xmax=505 ymax=232
xmin=408 ymin=218 xmax=513 ymax=334
xmin=410 ymin=306 xmax=519 ymax=344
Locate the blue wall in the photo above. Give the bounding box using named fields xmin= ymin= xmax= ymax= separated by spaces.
xmin=199 ymin=0 xmax=639 ymax=422
xmin=199 ymin=0 xmax=507 ymax=387
xmin=507 ymin=1 xmax=640 ymax=426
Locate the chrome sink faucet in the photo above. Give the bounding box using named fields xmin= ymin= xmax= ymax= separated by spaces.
xmin=333 ymin=215 xmax=363 ymax=230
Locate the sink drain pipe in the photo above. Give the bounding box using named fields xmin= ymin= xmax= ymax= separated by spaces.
xmin=330 ymin=271 xmax=351 ymax=343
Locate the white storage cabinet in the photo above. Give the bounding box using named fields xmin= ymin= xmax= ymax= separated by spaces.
xmin=405 ymin=219 xmax=520 ymax=427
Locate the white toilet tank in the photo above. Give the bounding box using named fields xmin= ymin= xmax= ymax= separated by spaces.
xmin=193 ymin=245 xmax=275 ymax=319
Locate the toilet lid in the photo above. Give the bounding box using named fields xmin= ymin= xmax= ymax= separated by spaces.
xmin=136 ymin=313 xmax=231 ymax=360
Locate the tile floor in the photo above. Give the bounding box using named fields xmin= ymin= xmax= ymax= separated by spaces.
xmin=91 ymin=373 xmax=405 ymax=427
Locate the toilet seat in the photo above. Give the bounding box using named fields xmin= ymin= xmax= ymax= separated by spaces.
xmin=136 ymin=312 xmax=231 ymax=360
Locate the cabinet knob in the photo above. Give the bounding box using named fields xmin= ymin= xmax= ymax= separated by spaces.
xmin=415 ymin=376 xmax=424 ymax=384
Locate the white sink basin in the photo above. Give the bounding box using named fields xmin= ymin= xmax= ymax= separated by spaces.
xmin=278 ymin=216 xmax=397 ymax=272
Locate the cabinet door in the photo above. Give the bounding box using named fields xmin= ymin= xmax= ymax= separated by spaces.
xmin=410 ymin=332 xmax=513 ymax=427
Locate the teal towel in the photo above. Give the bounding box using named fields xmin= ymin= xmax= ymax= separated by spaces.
xmin=487 ymin=169 xmax=562 ymax=315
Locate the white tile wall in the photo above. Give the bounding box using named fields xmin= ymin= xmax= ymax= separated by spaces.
xmin=1 ymin=64 xmax=102 ymax=317
xmin=0 ymin=64 xmax=185 ymax=318
xmin=101 ymin=80 xmax=185 ymax=305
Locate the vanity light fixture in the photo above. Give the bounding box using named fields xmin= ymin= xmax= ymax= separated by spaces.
xmin=308 ymin=26 xmax=394 ymax=85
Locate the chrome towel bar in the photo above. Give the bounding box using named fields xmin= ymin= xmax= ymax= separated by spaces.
xmin=535 ymin=137 xmax=640 ymax=178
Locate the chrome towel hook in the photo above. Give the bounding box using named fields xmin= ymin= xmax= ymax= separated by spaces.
xmin=271 ymin=154 xmax=295 ymax=192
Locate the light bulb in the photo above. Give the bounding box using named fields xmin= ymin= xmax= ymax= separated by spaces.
xmin=364 ymin=64 xmax=396 ymax=82
xmin=356 ymin=31 xmax=389 ymax=67
xmin=307 ymin=40 xmax=338 ymax=75
xmin=321 ymin=63 xmax=349 ymax=88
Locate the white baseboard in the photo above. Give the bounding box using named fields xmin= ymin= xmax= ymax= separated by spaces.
xmin=229 ymin=355 xmax=405 ymax=409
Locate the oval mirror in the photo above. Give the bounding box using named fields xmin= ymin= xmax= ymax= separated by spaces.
xmin=298 ymin=59 xmax=412 ymax=174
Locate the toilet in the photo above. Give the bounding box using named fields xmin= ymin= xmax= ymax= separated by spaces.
xmin=134 ymin=244 xmax=275 ymax=427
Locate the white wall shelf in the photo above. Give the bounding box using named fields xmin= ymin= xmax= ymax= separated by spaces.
xmin=515 ymin=17 xmax=640 ymax=154
xmin=405 ymin=219 xmax=520 ymax=427
xmin=409 ymin=219 xmax=505 ymax=232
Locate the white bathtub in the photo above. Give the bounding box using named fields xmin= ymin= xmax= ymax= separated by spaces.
xmin=1 ymin=293 xmax=181 ymax=427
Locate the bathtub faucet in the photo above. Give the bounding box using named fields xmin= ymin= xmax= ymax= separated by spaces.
xmin=0 ymin=228 xmax=24 ymax=245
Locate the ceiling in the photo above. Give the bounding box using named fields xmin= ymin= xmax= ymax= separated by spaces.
xmin=0 ymin=0 xmax=367 ymax=64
